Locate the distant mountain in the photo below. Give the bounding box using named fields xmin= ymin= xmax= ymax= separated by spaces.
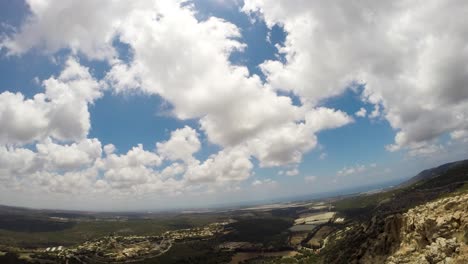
xmin=398 ymin=159 xmax=468 ymax=188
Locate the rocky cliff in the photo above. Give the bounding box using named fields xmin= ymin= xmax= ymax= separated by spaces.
xmin=358 ymin=193 xmax=468 ymax=264
xmin=386 ymin=193 xmax=467 ymax=263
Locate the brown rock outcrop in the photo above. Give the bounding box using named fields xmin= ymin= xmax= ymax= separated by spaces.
xmin=385 ymin=193 xmax=468 ymax=264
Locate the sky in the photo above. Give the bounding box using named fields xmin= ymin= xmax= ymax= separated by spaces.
xmin=0 ymin=0 xmax=467 ymax=211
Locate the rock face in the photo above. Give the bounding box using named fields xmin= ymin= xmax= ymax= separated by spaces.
xmin=360 ymin=193 xmax=468 ymax=264
xmin=386 ymin=193 xmax=468 ymax=264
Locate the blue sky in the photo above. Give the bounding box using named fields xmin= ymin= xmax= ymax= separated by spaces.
xmin=0 ymin=0 xmax=467 ymax=210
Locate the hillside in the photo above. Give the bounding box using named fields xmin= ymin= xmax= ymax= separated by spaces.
xmin=398 ymin=160 xmax=468 ymax=188
xmin=321 ymin=160 xmax=468 ymax=263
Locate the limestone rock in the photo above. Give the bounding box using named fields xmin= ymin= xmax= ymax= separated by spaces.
xmin=383 ymin=194 xmax=468 ymax=264
xmin=355 ymin=193 xmax=468 ymax=263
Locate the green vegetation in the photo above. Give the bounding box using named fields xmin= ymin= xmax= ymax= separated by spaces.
xmin=333 ymin=191 xmax=395 ymax=219
xmin=333 ymin=160 xmax=468 ymax=221
xmin=142 ymin=240 xmax=232 ymax=264
xmin=0 ymin=252 xmax=29 ymax=264
xmin=223 ymin=217 xmax=293 ymax=248
xmin=0 ymin=215 xmax=75 ymax=232
xmin=0 ymin=215 xmax=220 ymax=248
xmin=0 ymin=160 xmax=466 ymax=264
xmin=241 ymin=250 xmax=319 ymax=264
xmin=294 ymin=250 xmax=320 ymax=264
xmin=322 ymin=160 xmax=468 ymax=263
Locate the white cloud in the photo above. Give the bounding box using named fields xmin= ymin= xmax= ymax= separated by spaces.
xmin=100 ymin=144 xmax=162 ymax=171
xmin=103 ymin=144 xmax=116 ymax=156
xmin=451 ymin=130 xmax=468 ymax=142
xmin=35 ymin=138 xmax=102 ymax=171
xmin=2 ymin=0 xmax=354 ymax=169
xmin=104 ymin=166 xmax=154 ymax=190
xmin=247 ymin=107 xmax=352 ymax=167
xmin=285 ymin=167 xmax=299 ymax=176
xmin=252 ymin=180 xmax=262 ymax=186
xmin=368 ymin=104 xmax=381 ymax=119
xmin=184 ymin=146 xmax=253 ymax=183
xmin=337 ymin=165 xmax=365 ymax=177
xmin=304 ymin=176 xmax=317 ymax=183
xmin=355 ymin=107 xmax=367 ymax=118
xmin=157 ymin=126 xmax=200 ymax=162
xmin=0 ymin=57 xmax=102 ymax=145
xmin=252 ymin=178 xmax=277 ymax=187
xmin=305 ymin=107 xmax=354 ymax=133
xmin=0 ymin=54 xmax=254 ymax=195
xmin=0 ymin=146 xmax=36 ymax=180
xmin=0 ymin=92 xmax=49 ymax=145
xmin=247 ymin=122 xmax=317 ymax=167
xmin=337 ymin=163 xmax=378 ymax=177
xmin=406 ymin=144 xmax=445 ymax=157
xmin=2 ymin=0 xmax=416 ymax=201
xmin=160 ymin=162 xmax=185 ymax=180
xmin=0 ymin=0 xmax=155 ymax=60
xmin=243 ymin=0 xmax=468 ymax=155
xmin=0 ymin=136 xmax=247 ymax=197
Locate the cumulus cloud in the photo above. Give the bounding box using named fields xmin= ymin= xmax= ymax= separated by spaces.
xmin=243 ymin=0 xmax=468 ymax=154
xmin=0 ymin=55 xmax=250 ymax=196
xmin=35 ymin=138 xmax=102 ymax=171
xmin=252 ymin=178 xmax=277 ymax=187
xmin=2 ymin=0 xmax=353 ymax=169
xmin=0 ymin=133 xmax=249 ymax=195
xmin=184 ymin=146 xmax=253 ymax=183
xmin=0 ymin=138 xmax=103 ymax=193
xmin=160 ymin=162 xmax=185 ymax=180
xmin=0 ymin=0 xmax=154 ymax=59
xmin=0 ymin=57 xmax=102 ymax=145
xmin=103 ymin=144 xmax=116 ymax=156
xmin=157 ymin=126 xmax=201 ymax=162
xmin=0 ymin=146 xmax=36 ymax=180
xmin=0 ymin=0 xmax=465 ymax=208
xmin=99 ymin=144 xmax=162 ymax=171
xmin=247 ymin=107 xmax=352 ymax=167
xmin=337 ymin=163 xmax=377 ymax=177
xmin=355 ymin=107 xmax=367 ymax=118
xmin=0 ymin=54 xmax=255 ymax=196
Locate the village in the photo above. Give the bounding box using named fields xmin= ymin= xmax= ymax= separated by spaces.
xmin=16 ymin=220 xmax=235 ymax=263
